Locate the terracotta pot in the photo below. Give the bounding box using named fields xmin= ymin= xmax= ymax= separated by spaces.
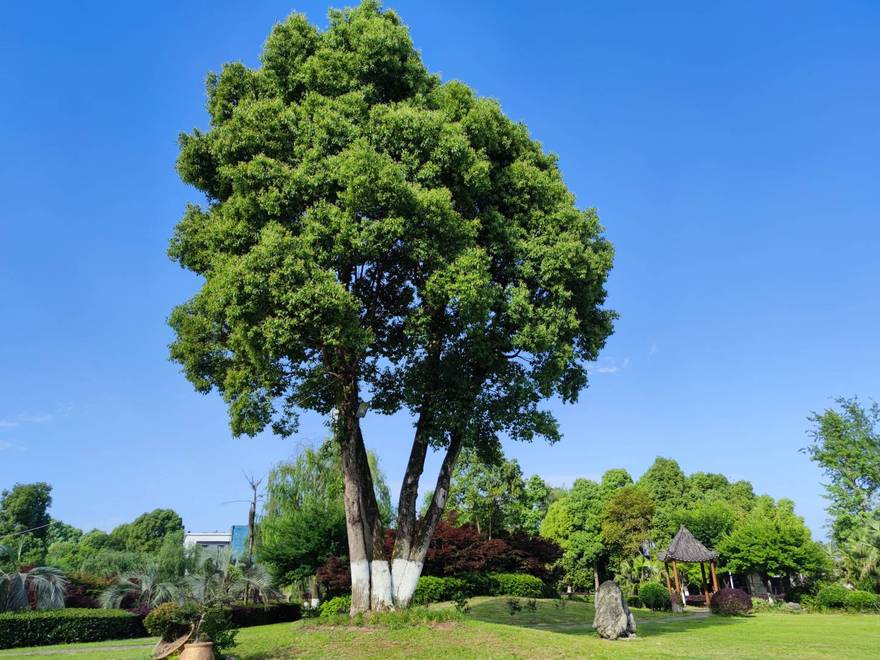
xmin=179 ymin=641 xmax=215 ymax=660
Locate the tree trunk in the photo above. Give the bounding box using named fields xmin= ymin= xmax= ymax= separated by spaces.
xmin=390 ymin=431 xmax=463 ymax=608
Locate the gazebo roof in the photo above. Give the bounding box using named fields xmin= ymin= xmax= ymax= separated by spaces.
xmin=657 ymin=525 xmax=719 ymax=562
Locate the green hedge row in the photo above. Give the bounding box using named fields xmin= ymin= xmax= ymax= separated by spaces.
xmin=0 ymin=608 xmax=146 ymax=650
xmin=413 ymin=572 xmax=547 ymax=604
xmin=228 ymin=602 xmax=302 ymax=627
xmin=807 ymin=584 xmax=879 ymax=612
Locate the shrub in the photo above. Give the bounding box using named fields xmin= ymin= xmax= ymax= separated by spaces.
xmin=844 ymin=590 xmax=879 ymax=613
xmin=506 ymin=598 xmax=522 ymax=615
xmin=413 ymin=576 xmax=465 ymax=605
xmin=144 ymin=603 xmax=189 ymax=641
xmin=319 ymin=595 xmax=351 ymax=617
xmin=455 ymin=572 xmax=493 ymax=597
xmin=639 ymin=582 xmax=671 ymax=611
xmin=316 ymin=556 xmax=351 ymax=598
xmin=198 ymin=606 xmax=237 ymax=653
xmin=816 ymin=583 xmax=850 ymax=610
xmin=709 ymin=588 xmax=752 ymax=615
xmin=64 ymin=573 xmax=112 ymax=609
xmin=490 ymin=573 xmax=544 ymax=598
xmin=315 ymin=606 xmax=462 ymax=628
xmin=0 ymin=608 xmax=146 ymax=649
xmin=750 ymin=597 xmax=780 ymax=613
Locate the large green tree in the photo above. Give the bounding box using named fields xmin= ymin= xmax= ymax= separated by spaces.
xmin=717 ymin=497 xmax=828 ymax=586
xmin=805 ymin=397 xmax=880 ymax=544
xmin=168 ymin=1 xmax=614 ymax=611
xmin=110 ymin=509 xmax=184 ymax=554
xmin=0 ymin=483 xmax=53 ymax=567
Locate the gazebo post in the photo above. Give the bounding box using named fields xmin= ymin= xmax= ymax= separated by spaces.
xmin=672 ymin=560 xmax=682 ymax=603
xmin=710 ymin=560 xmax=719 ymax=593
xmin=700 ymin=562 xmax=710 ymax=605
xmin=664 ymin=561 xmax=672 ymax=594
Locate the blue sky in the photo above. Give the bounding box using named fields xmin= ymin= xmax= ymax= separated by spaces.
xmin=1 ymin=1 xmax=878 ymax=539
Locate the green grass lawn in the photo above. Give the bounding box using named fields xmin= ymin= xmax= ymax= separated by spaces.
xmin=2 ymin=597 xmax=878 ymax=659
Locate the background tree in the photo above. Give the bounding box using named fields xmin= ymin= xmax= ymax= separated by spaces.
xmin=601 ymin=485 xmax=654 ymax=558
xmin=805 ymin=397 xmax=880 ymax=544
xmin=637 ymin=458 xmax=686 ymax=544
xmin=718 ymin=496 xmax=828 ymax=590
xmin=541 ymin=478 xmax=606 ymax=590
xmin=110 ymin=509 xmax=184 ymax=554
xmin=0 ymin=483 xmax=54 ymax=567
xmin=840 ymin=511 xmax=880 ymax=593
xmin=257 ymin=441 xmax=391 ymax=585
xmin=168 ymin=0 xmax=614 ymax=612
xmin=448 ymin=449 xmax=526 ymax=538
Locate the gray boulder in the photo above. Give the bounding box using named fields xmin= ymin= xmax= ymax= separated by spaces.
xmin=592 ymin=580 xmax=637 ymax=639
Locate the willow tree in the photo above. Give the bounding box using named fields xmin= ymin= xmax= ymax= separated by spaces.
xmin=169 ymin=0 xmax=614 ymax=613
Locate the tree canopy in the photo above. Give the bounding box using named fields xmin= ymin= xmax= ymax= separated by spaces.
xmin=167 ymin=0 xmax=615 ymax=611
xmin=806 ymin=397 xmax=880 ymax=543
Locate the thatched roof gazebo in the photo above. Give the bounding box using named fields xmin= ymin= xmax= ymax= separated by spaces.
xmin=658 ymin=526 xmax=720 ymax=607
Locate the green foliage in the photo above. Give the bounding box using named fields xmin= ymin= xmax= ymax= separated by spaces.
xmin=0 ymin=483 xmax=52 ymax=538
xmin=637 ymin=458 xmax=686 ymax=543
xmin=844 ymin=589 xmax=879 ymax=612
xmin=316 ymin=605 xmax=462 ymax=628
xmin=258 ymin=440 xmax=390 ymax=584
xmin=448 ymin=449 xmax=535 ymax=537
xmin=806 ymin=398 xmax=880 ymax=544
xmin=600 ymin=485 xmax=654 ymax=557
xmin=319 ymin=594 xmax=352 ymax=617
xmin=79 ymin=549 xmax=149 ymax=578
xmin=143 ymin=602 xmax=189 ymax=641
xmin=540 ymin=478 xmax=605 ymax=590
xmin=841 ymin=512 xmax=880 ymax=593
xmin=413 ymin=575 xmax=465 ymax=604
xmin=0 ymin=608 xmax=144 ymax=650
xmin=815 ymin=583 xmax=850 ymax=609
xmin=168 ymin=0 xmax=614 ymax=460
xmin=109 ymin=509 xmax=183 ymax=555
xmin=673 ymin=499 xmax=736 ymax=550
xmin=506 ymin=597 xmax=522 ymax=615
xmin=638 ymin=582 xmax=671 ymax=611
xmin=718 ymin=497 xmax=829 ymax=580
xmin=490 ymin=573 xmax=544 ymax=598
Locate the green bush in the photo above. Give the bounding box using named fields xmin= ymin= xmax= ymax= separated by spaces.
xmin=844 ymin=590 xmax=879 ymax=613
xmin=816 ymin=583 xmax=850 ymax=610
xmin=639 ymin=582 xmax=671 ymax=611
xmin=750 ymin=598 xmax=780 ymax=613
xmin=315 ymin=606 xmax=462 ymax=628
xmin=414 ymin=576 xmax=466 ymax=604
xmin=489 ymin=573 xmax=544 ymax=598
xmin=455 ymin=572 xmax=493 ymax=597
xmin=0 ymin=608 xmax=145 ymax=649
xmin=319 ymin=595 xmax=352 ymax=617
xmin=228 ymin=602 xmax=302 ymax=626
xmin=144 ymin=603 xmax=189 ymax=641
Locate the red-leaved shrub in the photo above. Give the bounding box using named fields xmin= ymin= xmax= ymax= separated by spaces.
xmin=710 ymin=588 xmax=752 ymax=615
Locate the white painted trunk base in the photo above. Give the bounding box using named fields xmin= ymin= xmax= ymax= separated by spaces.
xmin=350 ymin=559 xmax=371 ymax=613
xmin=370 ymin=560 xmax=394 ymax=610
xmin=348 ymin=557 xmax=426 ymax=612
xmin=392 ymin=558 xmax=424 ymax=608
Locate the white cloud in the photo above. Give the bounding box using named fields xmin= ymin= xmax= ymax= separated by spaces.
xmin=0 ymin=439 xmax=25 ymax=452
xmin=649 ymin=343 xmax=660 ymax=356
xmin=0 ymin=405 xmax=73 ymax=430
xmin=589 ymin=356 xmax=630 ymax=375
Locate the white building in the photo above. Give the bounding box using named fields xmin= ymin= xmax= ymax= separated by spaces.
xmin=183 ymin=531 xmax=232 ymax=551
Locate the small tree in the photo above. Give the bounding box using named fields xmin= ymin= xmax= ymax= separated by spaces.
xmin=0 ymin=566 xmax=67 ymax=612
xmin=805 ymin=397 xmax=880 ymax=544
xmin=168 ymin=1 xmax=614 ymax=612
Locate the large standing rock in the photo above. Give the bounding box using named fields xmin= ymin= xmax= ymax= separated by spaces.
xmin=592 ymin=580 xmax=637 ymax=639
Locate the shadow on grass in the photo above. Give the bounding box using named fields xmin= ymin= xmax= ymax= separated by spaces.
xmin=465 ymin=598 xmax=748 ymax=638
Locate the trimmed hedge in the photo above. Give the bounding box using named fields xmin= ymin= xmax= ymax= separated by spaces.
xmin=0 ymin=608 xmax=146 ymax=650
xmin=490 ymin=573 xmax=544 ymax=598
xmin=816 ymin=583 xmax=850 ymax=609
xmin=412 ymin=573 xmax=548 ymax=604
xmin=844 ymin=590 xmax=879 ymax=613
xmin=414 ymin=576 xmax=466 ymax=605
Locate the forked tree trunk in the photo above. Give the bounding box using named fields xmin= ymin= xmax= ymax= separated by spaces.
xmin=338 ymin=399 xmax=463 ymax=613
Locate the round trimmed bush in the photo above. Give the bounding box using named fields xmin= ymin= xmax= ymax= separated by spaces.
xmin=639 ymin=582 xmax=671 ymax=611
xmin=709 ymin=588 xmax=752 ymax=615
xmin=413 ymin=576 xmax=466 ymax=604
xmin=816 ymin=583 xmax=850 ymax=610
xmin=319 ymin=594 xmax=352 ymax=617
xmin=489 ymin=573 xmax=544 ymax=598
xmin=844 ymin=590 xmax=879 ymax=613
